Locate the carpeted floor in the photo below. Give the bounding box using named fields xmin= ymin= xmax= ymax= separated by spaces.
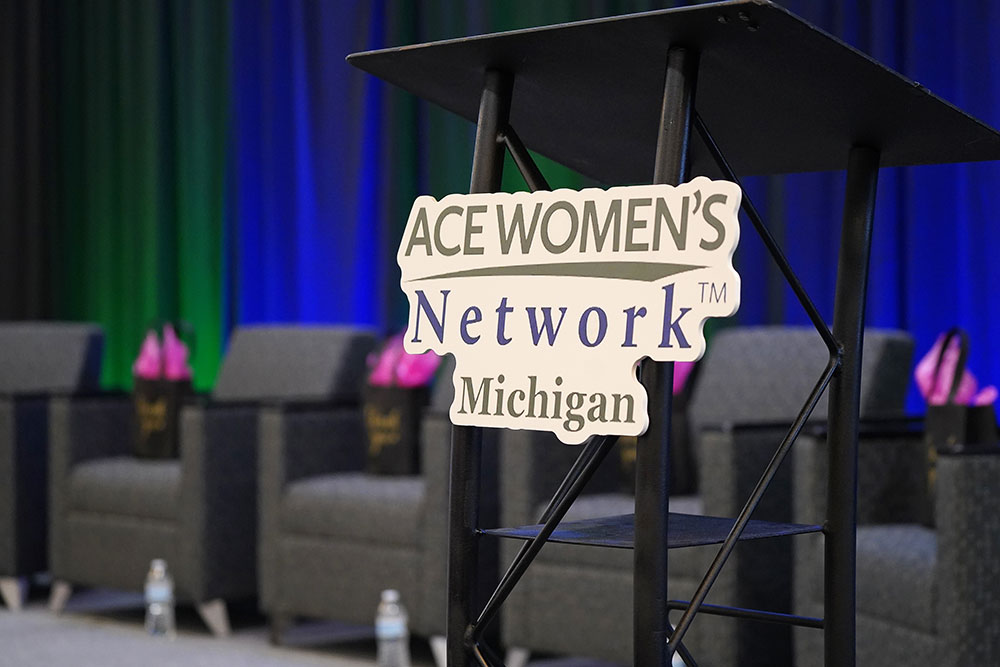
xmin=0 ymin=588 xmax=622 ymax=667
xmin=0 ymin=588 xmax=430 ymax=667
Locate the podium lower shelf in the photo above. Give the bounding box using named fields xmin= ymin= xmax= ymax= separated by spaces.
xmin=482 ymin=513 xmax=822 ymax=549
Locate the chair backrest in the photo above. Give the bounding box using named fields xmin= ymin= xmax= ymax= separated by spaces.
xmin=0 ymin=322 xmax=103 ymax=395
xmin=430 ymin=355 xmax=456 ymax=411
xmin=212 ymin=326 xmax=377 ymax=403
xmin=689 ymin=326 xmax=914 ymax=433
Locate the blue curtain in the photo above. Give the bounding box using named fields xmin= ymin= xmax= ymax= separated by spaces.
xmin=228 ymin=0 xmax=1000 ymax=411
xmin=228 ymin=0 xmax=386 ymax=327
xmin=760 ymin=0 xmax=1000 ymax=409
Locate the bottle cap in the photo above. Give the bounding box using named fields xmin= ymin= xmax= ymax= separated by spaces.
xmin=381 ymin=589 xmax=400 ymax=603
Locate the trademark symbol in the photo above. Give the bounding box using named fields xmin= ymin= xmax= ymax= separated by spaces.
xmin=699 ymin=281 xmax=727 ymax=304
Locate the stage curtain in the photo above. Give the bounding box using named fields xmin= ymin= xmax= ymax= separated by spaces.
xmin=226 ymin=0 xmax=674 ymax=331
xmin=51 ymin=0 xmax=229 ymax=390
xmin=5 ymin=0 xmax=1000 ymax=403
xmin=227 ymin=0 xmax=1000 ymax=407
xmin=0 ymin=1 xmax=58 ymax=319
xmin=754 ymin=0 xmax=1000 ymax=408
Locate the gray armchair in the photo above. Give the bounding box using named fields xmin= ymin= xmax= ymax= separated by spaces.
xmin=499 ymin=326 xmax=913 ymax=666
xmin=259 ymin=357 xmax=477 ymax=648
xmin=0 ymin=322 xmax=103 ymax=610
xmin=793 ymin=422 xmax=1000 ymax=666
xmin=47 ymin=325 xmax=374 ymax=634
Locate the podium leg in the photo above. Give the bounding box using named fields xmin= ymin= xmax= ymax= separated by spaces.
xmin=634 ymin=45 xmax=698 ymax=667
xmin=824 ymin=145 xmax=879 ymax=667
xmin=446 ymin=69 xmax=512 ymax=667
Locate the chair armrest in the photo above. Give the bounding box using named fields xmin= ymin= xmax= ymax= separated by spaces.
xmin=48 ymin=394 xmax=134 ymax=578
xmin=716 ymin=414 xmax=922 ymax=437
xmin=257 ymin=403 xmax=365 ymax=610
xmin=935 ymin=451 xmax=1000 ymax=662
xmin=787 ymin=424 xmax=926 ymax=629
xmin=497 ymin=428 xmax=620 ymax=527
xmin=698 ymin=425 xmax=794 ymax=521
xmin=178 ymin=402 xmax=261 ymax=601
xmin=418 ymin=409 xmax=454 ymax=632
xmin=259 ymin=404 xmax=365 ymax=486
xmin=0 ymin=397 xmax=48 ymax=573
xmin=420 ymin=409 xmax=453 ymax=532
xmin=792 ymin=422 xmax=929 ymax=526
xmin=48 ymin=394 xmax=134 ymax=468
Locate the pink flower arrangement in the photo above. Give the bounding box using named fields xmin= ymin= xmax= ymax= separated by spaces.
xmin=914 ymin=333 xmax=996 ymax=406
xmin=132 ymin=324 xmax=193 ymax=381
xmin=367 ymin=332 xmax=441 ymax=388
xmin=673 ymin=360 xmax=695 ymax=395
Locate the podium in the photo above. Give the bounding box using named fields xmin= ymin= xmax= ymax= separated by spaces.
xmin=349 ymin=2 xmax=1000 ymax=665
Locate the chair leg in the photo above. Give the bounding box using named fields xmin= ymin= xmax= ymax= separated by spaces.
xmin=268 ymin=613 xmax=291 ymax=646
xmin=429 ymin=635 xmax=448 ymax=667
xmin=196 ymin=599 xmax=231 ymax=637
xmin=505 ymin=646 xmax=530 ymax=667
xmin=0 ymin=576 xmax=27 ymax=611
xmin=48 ymin=580 xmax=72 ymax=614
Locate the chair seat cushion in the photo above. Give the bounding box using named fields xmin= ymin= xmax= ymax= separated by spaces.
xmin=68 ymin=457 xmax=181 ymax=522
xmin=556 ymin=492 xmax=703 ymax=522
xmin=534 ymin=493 xmax=707 ymax=571
xmin=856 ymin=523 xmax=937 ymax=634
xmin=281 ymin=472 xmax=425 ymax=548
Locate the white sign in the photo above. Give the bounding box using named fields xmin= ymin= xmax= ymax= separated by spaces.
xmin=399 ymin=177 xmax=742 ymax=444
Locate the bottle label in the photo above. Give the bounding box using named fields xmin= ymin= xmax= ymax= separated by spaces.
xmin=146 ymin=581 xmax=172 ymax=604
xmin=375 ymin=617 xmax=407 ymax=639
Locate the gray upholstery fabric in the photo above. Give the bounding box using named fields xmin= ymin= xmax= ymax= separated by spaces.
xmin=429 ymin=355 xmax=456 ymax=410
xmin=1 ymin=323 xmax=103 ymax=579
xmin=49 ymin=326 xmax=371 ymax=606
xmin=517 ymin=552 xmax=736 ymax=665
xmin=257 ymin=406 xmax=366 ymax=615
xmin=0 ymin=398 xmax=48 ymax=575
xmin=57 ymin=513 xmax=180 ymax=594
xmin=855 ymin=524 xmax=936 ymax=634
xmin=561 ymin=492 xmax=635 ymax=520
xmin=277 ymin=536 xmax=424 ymax=627
xmin=794 ymin=434 xmax=1000 ymax=667
xmin=281 ymin=473 xmax=425 ymax=547
xmin=49 ymin=397 xmax=260 ymax=602
xmin=796 ymin=602 xmax=942 ymax=667
xmin=258 ymin=358 xmax=464 ymax=639
xmin=501 ymin=327 xmax=914 ymax=666
xmin=176 ymin=404 xmax=260 ymax=601
xmin=212 ymin=326 xmax=375 ymax=402
xmin=935 ymin=454 xmax=1000 ymax=666
xmin=499 ymin=428 xmax=620 ymax=531
xmin=0 ymin=322 xmax=103 ymax=395
xmin=48 ymin=395 xmax=145 ymax=589
xmin=417 ymin=411 xmax=456 ymax=635
xmin=68 ymin=457 xmax=180 ymax=522
xmin=689 ymin=326 xmax=913 ymax=433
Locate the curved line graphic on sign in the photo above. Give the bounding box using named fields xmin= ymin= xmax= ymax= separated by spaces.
xmin=407 ymin=261 xmax=706 ymax=283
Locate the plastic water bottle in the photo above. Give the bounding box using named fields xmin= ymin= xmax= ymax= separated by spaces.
xmin=375 ymin=589 xmax=411 ymax=667
xmin=144 ymin=559 xmax=176 ymax=638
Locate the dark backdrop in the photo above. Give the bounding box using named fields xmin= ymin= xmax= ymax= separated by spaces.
xmin=2 ymin=0 xmax=998 ymax=408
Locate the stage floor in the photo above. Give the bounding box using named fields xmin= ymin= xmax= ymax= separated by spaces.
xmin=0 ymin=588 xmax=622 ymax=667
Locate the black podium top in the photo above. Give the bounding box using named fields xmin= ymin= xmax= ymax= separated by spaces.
xmin=348 ymin=0 xmax=1000 ymax=184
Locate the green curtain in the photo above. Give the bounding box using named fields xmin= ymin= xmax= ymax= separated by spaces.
xmin=6 ymin=0 xmax=676 ymax=389
xmin=53 ymin=0 xmax=229 ymax=390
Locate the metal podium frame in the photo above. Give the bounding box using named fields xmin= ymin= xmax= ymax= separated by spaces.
xmin=348 ymin=2 xmax=1000 ymax=665
xmin=443 ymin=61 xmax=874 ymax=667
